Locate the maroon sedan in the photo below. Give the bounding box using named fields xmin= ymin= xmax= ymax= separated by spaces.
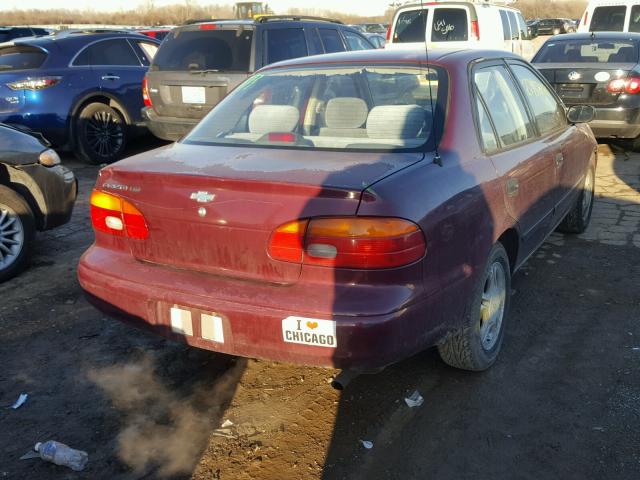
xmin=78 ymin=49 xmax=597 ymax=373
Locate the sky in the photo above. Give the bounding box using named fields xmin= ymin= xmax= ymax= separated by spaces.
xmin=0 ymin=0 xmax=396 ymax=15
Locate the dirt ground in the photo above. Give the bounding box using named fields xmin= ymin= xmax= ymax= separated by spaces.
xmin=1 ymin=139 xmax=639 ymax=480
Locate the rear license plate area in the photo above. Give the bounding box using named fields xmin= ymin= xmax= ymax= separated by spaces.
xmin=181 ymin=86 xmax=206 ymax=104
xmin=160 ymin=303 xmax=226 ymax=344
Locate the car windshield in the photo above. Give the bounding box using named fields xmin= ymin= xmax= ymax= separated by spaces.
xmin=183 ymin=65 xmax=446 ymax=152
xmin=534 ymin=40 xmax=639 ymax=63
xmin=151 ymin=27 xmax=253 ymax=72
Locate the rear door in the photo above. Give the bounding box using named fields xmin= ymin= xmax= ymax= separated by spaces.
xmin=387 ymin=7 xmax=428 ymax=49
xmin=428 ymin=6 xmax=471 ymax=49
xmin=589 ymin=5 xmax=628 ymax=32
xmin=473 ymin=61 xmax=557 ymax=257
xmin=145 ymin=25 xmax=254 ymax=121
xmin=75 ymin=38 xmax=149 ymax=123
xmin=263 ymin=26 xmax=309 ymax=65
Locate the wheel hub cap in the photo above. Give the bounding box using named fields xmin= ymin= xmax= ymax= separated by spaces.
xmin=0 ymin=205 xmax=24 ymax=270
xmin=479 ymin=262 xmax=507 ymax=351
xmin=85 ymin=110 xmax=124 ymax=158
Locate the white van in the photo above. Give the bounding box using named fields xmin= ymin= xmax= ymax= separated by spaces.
xmin=385 ymin=1 xmax=535 ymax=59
xmin=578 ymin=0 xmax=640 ymax=32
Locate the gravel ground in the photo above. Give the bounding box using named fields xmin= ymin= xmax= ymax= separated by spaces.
xmin=0 ymin=139 xmax=639 ymax=479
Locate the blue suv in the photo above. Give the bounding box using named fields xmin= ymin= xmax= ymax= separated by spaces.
xmin=0 ymin=30 xmax=160 ymax=163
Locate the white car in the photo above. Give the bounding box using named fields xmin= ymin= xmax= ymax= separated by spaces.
xmin=578 ymin=0 xmax=640 ymax=33
xmin=385 ymin=1 xmax=535 ymax=59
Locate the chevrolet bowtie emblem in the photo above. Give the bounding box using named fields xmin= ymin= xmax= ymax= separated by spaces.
xmin=190 ymin=191 xmax=216 ymax=203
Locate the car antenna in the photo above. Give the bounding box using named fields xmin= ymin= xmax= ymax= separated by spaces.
xmin=420 ymin=0 xmax=442 ymax=167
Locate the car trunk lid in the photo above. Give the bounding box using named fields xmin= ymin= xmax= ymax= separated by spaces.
xmin=536 ymin=64 xmax=636 ymax=106
xmin=96 ymin=143 xmax=424 ymax=284
xmin=146 ymin=24 xmax=254 ymax=120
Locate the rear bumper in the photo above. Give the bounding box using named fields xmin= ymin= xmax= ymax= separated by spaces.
xmin=586 ymin=106 xmax=640 ymax=139
xmin=142 ymin=107 xmax=199 ymax=142
xmin=78 ymin=246 xmax=442 ymax=370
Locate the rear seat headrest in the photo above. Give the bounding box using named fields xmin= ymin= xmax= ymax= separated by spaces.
xmin=367 ymin=105 xmax=427 ymax=139
xmin=325 ymin=97 xmax=369 ymax=129
xmin=249 ymin=105 xmax=300 ymax=135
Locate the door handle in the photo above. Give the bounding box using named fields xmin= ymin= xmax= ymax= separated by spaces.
xmin=101 ymin=75 xmax=120 ymax=81
xmin=555 ymin=153 xmax=564 ymax=167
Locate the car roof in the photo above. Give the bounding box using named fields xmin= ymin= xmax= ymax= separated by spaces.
xmin=546 ymin=32 xmax=640 ymax=41
xmin=12 ymin=30 xmax=154 ymax=49
xmin=182 ymin=16 xmax=346 ymax=29
xmin=259 ymin=48 xmax=522 ymax=72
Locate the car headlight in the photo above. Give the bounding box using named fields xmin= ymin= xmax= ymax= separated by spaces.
xmin=39 ymin=149 xmax=61 ymax=167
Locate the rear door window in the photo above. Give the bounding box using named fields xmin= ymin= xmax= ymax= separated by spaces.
xmin=516 ymin=13 xmax=529 ymax=40
xmin=630 ymin=6 xmax=640 ymax=32
xmin=590 ymin=6 xmax=627 ymax=31
xmin=510 ymin=64 xmax=566 ymax=136
xmin=75 ymin=39 xmax=141 ymax=66
xmin=343 ymin=30 xmax=372 ymax=50
xmin=431 ymin=8 xmax=468 ymax=42
xmin=319 ymin=29 xmax=345 ymax=53
xmin=474 ymin=65 xmax=535 ymax=148
xmin=475 ymin=96 xmax=499 ymax=153
xmin=267 ymin=28 xmax=308 ymax=64
xmin=394 ymin=9 xmax=427 ymax=43
xmin=0 ymin=45 xmax=47 ymax=71
xmin=507 ymin=11 xmax=520 ymax=40
xmin=500 ymin=10 xmax=511 ymax=40
xmin=152 ymin=28 xmax=253 ymax=72
xmin=136 ymin=41 xmax=159 ymax=65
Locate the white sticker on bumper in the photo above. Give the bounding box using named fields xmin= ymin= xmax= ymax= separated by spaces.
xmin=201 ymin=314 xmax=225 ymax=344
xmin=282 ymin=316 xmax=337 ymax=348
xmin=171 ymin=307 xmax=193 ymax=336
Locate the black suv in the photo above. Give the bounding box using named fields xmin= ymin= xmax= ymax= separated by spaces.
xmin=536 ymin=18 xmax=576 ymax=36
xmin=0 ymin=26 xmax=50 ymax=43
xmin=142 ymin=16 xmax=375 ymax=141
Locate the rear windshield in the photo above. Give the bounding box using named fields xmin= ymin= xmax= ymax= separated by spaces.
xmin=534 ymin=39 xmax=638 ymax=63
xmin=184 ymin=66 xmax=446 ymax=153
xmin=0 ymin=45 xmax=47 ymax=71
xmin=394 ymin=9 xmax=427 ymax=43
xmin=152 ymin=27 xmax=253 ymax=72
xmin=590 ymin=6 xmax=627 ymax=31
xmin=432 ymin=8 xmax=468 ymax=42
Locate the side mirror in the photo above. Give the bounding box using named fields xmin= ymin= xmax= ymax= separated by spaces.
xmin=567 ymin=105 xmax=595 ymax=124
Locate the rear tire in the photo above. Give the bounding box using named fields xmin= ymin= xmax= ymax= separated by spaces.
xmin=0 ymin=185 xmax=35 ymax=282
xmin=75 ymin=102 xmax=127 ymax=165
xmin=557 ymin=166 xmax=595 ymax=234
xmin=438 ymin=243 xmax=511 ymax=371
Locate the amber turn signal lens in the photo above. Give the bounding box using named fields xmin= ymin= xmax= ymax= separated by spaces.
xmin=268 ymin=217 xmax=425 ymax=269
xmin=90 ymin=190 xmax=149 ymax=240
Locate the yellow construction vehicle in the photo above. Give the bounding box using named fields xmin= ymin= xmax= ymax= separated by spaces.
xmin=235 ymin=2 xmax=274 ymax=20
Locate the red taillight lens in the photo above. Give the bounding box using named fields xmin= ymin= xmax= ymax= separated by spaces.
xmin=583 ymin=10 xmax=588 ymax=27
xmin=142 ymin=76 xmax=152 ymax=107
xmin=200 ymin=24 xmax=218 ymax=30
xmin=7 ymin=76 xmax=61 ymax=91
xmin=268 ymin=217 xmax=426 ymax=269
xmin=90 ymin=190 xmax=149 ymax=240
xmin=607 ymin=77 xmax=640 ymax=94
xmin=626 ymin=77 xmax=640 ymax=94
xmin=386 ymin=24 xmax=392 ymax=42
xmin=471 ymin=20 xmax=480 ymax=41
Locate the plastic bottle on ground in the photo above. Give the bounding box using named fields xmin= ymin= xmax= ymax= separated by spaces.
xmin=34 ymin=440 xmax=88 ymax=471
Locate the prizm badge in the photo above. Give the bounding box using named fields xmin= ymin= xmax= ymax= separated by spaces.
xmin=568 ymin=71 xmax=581 ymax=81
xmin=190 ymin=191 xmax=216 ymax=203
xmin=102 ymin=183 xmax=141 ymax=193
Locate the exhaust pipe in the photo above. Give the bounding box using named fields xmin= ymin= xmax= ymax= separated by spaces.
xmin=331 ymin=370 xmax=359 ymax=390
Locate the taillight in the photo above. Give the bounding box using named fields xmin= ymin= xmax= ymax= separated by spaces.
xmin=267 ymin=132 xmax=296 ymax=143
xmin=471 ymin=20 xmax=480 ymax=41
xmin=90 ymin=190 xmax=149 ymax=240
xmin=583 ymin=10 xmax=588 ymax=27
xmin=268 ymin=217 xmax=426 ymax=269
xmin=142 ymin=76 xmax=152 ymax=107
xmin=7 ymin=76 xmax=61 ymax=91
xmin=386 ymin=24 xmax=392 ymax=42
xmin=607 ymin=77 xmax=640 ymax=94
xmin=200 ymin=24 xmax=218 ymax=30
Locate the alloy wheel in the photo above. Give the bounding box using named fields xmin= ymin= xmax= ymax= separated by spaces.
xmin=479 ymin=261 xmax=507 ymax=351
xmin=0 ymin=204 xmax=25 ymax=271
xmin=85 ymin=110 xmax=124 ymax=158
